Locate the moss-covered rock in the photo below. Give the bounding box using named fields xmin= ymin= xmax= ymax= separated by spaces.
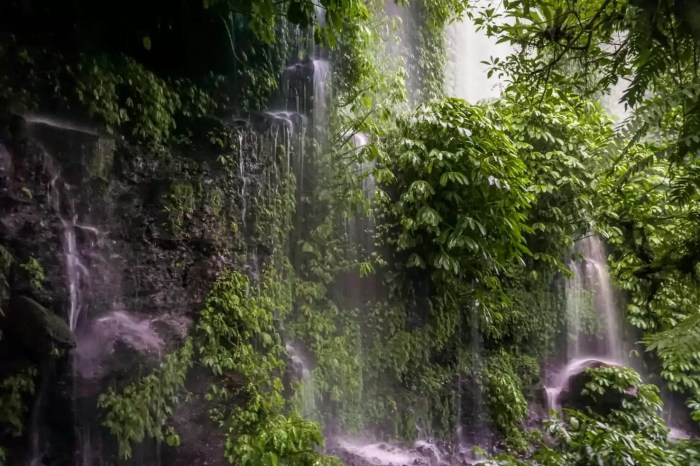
xmin=2 ymin=295 xmax=75 ymax=360
xmin=558 ymin=360 xmax=636 ymax=415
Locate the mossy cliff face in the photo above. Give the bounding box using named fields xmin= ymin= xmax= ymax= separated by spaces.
xmin=0 ymin=110 xmax=294 ymax=464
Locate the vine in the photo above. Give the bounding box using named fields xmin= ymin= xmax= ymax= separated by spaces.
xmin=97 ymin=340 xmax=194 ymax=459
xmin=197 ymin=271 xmax=340 ymax=465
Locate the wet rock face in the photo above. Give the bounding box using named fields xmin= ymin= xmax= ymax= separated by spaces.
xmin=2 ymin=295 xmax=75 ymax=360
xmin=161 ymin=367 xmax=228 ymax=466
xmin=0 ymin=116 xmax=281 ymax=463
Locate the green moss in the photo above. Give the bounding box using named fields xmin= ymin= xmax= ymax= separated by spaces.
xmin=20 ymin=186 xmax=32 ymax=200
xmin=19 ymin=256 xmax=45 ymax=292
xmin=162 ymin=182 xmax=197 ymax=234
xmin=206 ymin=187 xmax=225 ymax=218
xmin=7 ymin=296 xmax=75 ymax=356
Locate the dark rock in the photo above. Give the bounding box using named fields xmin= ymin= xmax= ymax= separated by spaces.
xmin=2 ymin=295 xmax=75 ymax=360
xmin=558 ymin=359 xmax=633 ymax=415
xmin=0 ymin=211 xmax=39 ymax=238
xmin=62 ymin=162 xmax=90 ymax=186
xmin=0 ymin=142 xmax=14 ymax=175
xmin=161 ymin=367 xmax=227 ymax=466
xmin=0 ymin=110 xmax=284 ymax=463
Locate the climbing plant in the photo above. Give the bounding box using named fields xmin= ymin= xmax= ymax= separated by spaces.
xmin=98 ymin=340 xmax=194 ymax=459
xmin=198 ymin=271 xmax=339 ymax=465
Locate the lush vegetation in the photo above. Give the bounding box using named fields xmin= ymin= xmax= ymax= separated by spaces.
xmin=486 ymin=367 xmax=700 ymax=465
xmin=6 ymin=0 xmax=700 ymax=464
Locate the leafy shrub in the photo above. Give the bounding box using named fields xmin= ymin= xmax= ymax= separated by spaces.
xmin=483 ymin=353 xmax=528 ymax=449
xmin=98 ymin=340 xmax=194 ymax=459
xmin=198 ymin=271 xmax=336 ymax=465
xmin=385 ymin=97 xmax=533 ymax=283
xmin=485 ymin=367 xmax=700 ymax=465
xmin=0 ymin=367 xmax=37 ymax=437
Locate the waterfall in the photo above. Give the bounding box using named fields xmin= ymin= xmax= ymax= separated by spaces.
xmin=61 ymin=217 xmax=89 ymax=332
xmin=352 ymin=133 xmax=375 ymax=201
xmin=28 ymin=362 xmax=50 ymax=466
xmin=564 ymin=236 xmax=624 ymax=363
xmin=285 ymin=343 xmax=318 ymax=419
xmin=312 ymin=59 xmax=331 ymax=124
xmin=383 ymin=1 xmax=420 ymax=103
xmin=545 ymin=235 xmax=626 ymax=412
xmin=238 ymin=134 xmax=248 ymax=229
xmin=579 ymin=237 xmax=624 ymax=362
xmin=24 ymin=117 xmax=190 ymax=464
xmin=445 ymin=14 xmax=510 ymax=102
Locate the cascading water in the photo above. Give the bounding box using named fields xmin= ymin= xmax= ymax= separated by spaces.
xmin=60 ymin=217 xmax=89 ymax=332
xmin=23 ymin=117 xmax=192 ymax=465
xmin=545 ymin=235 xmax=626 ymax=412
xmin=352 ymin=133 xmax=374 ymax=199
xmin=446 ymin=13 xmax=510 ymax=103
xmin=238 ymin=134 xmax=248 ymax=230
xmin=312 ymin=59 xmax=331 ymax=124
xmin=285 ymin=343 xmax=318 ymax=420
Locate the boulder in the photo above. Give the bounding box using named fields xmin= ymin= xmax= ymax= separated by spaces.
xmin=2 ymin=295 xmax=75 ymax=360
xmin=558 ymin=359 xmax=636 ymax=416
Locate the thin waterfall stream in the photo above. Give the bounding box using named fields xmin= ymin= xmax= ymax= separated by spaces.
xmin=2 ymin=0 xmax=699 ymax=464
xmin=23 ymin=118 xmax=185 ymax=465
xmin=545 ymin=235 xmax=626 ymax=413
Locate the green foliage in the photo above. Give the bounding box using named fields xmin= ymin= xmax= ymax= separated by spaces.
xmin=205 ymin=0 xmax=370 ymax=47
xmin=76 ymin=55 xmax=181 ymax=143
xmin=385 ymin=97 xmax=533 ymax=282
xmin=162 ymin=182 xmax=197 ymax=233
xmin=360 ymin=83 xmax=614 ymax=442
xmin=646 ymin=313 xmax=700 ymax=394
xmin=212 ymin=11 xmax=291 ymax=112
xmin=0 ymin=37 xmax=215 ymax=146
xmin=98 ymin=340 xmax=194 ymax=459
xmin=19 ymin=256 xmax=44 ymax=292
xmin=495 ymin=87 xmax=614 ymax=269
xmin=409 ymin=0 xmax=468 ymax=101
xmin=464 ymin=0 xmax=700 ymax=441
xmin=485 ymin=367 xmax=700 ymax=465
xmin=483 ymin=353 xmax=529 ymax=450
xmin=197 ymin=271 xmax=334 ymax=465
xmin=230 ymin=413 xmax=343 ymax=466
xmin=596 ymin=115 xmax=700 ymax=405
xmin=0 ymin=367 xmax=36 ymax=438
xmin=80 ymin=55 xmax=220 ymax=142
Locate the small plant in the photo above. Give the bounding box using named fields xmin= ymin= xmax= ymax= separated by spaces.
xmin=20 ymin=256 xmax=45 ymax=291
xmin=162 ymin=182 xmax=197 ymax=233
xmin=98 ymin=340 xmax=194 ymax=459
xmin=0 ymin=366 xmax=37 ymax=438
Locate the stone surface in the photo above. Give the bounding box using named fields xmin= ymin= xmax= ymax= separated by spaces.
xmin=558 ymin=359 xmax=634 ymax=415
xmin=2 ymin=295 xmax=75 ymax=360
xmin=0 ymin=115 xmax=286 ymax=463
